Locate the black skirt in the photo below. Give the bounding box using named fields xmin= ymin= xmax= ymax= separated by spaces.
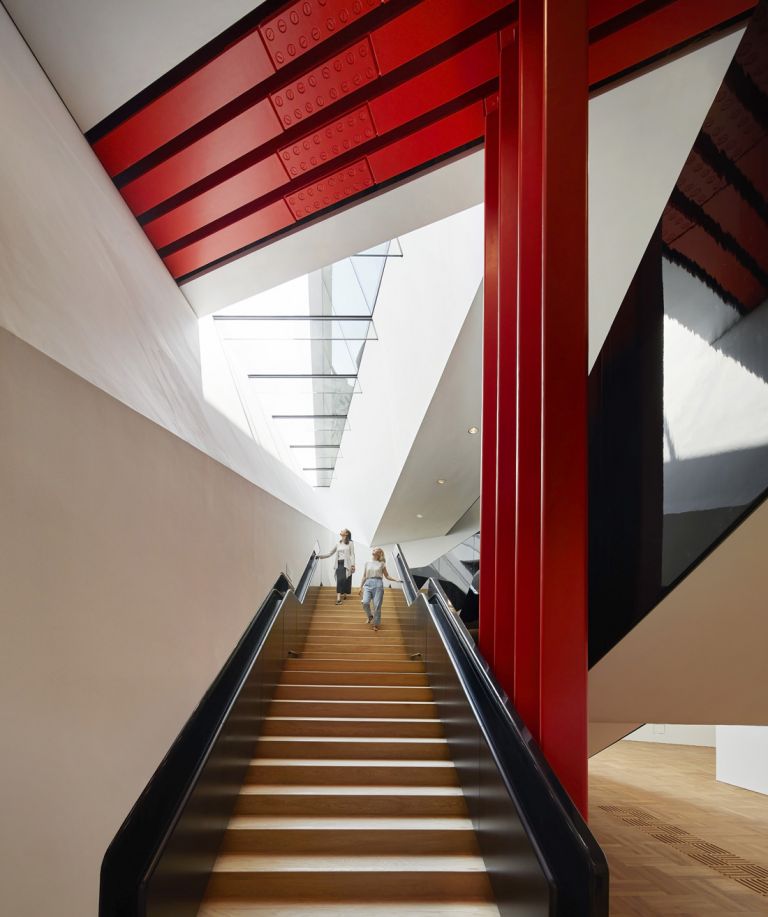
xmin=335 ymin=559 xmax=352 ymax=594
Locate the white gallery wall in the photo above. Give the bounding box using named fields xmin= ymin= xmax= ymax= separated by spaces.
xmin=716 ymin=727 xmax=768 ymax=797
xmin=0 ymin=329 xmax=333 ymax=917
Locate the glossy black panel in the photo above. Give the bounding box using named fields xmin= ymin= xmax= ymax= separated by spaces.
xmin=589 ymin=2 xmax=768 ymax=663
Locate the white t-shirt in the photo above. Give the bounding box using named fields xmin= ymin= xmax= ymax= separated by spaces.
xmin=363 ymin=560 xmax=386 ymax=580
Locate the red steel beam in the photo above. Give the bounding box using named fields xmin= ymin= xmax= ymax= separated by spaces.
xmin=538 ymin=0 xmax=589 ymax=815
xmin=589 ymin=0 xmax=756 ymax=86
xmin=479 ymin=92 xmax=499 ymax=664
xmin=492 ymin=26 xmax=518 ymax=691
xmin=512 ymin=0 xmax=543 ymax=738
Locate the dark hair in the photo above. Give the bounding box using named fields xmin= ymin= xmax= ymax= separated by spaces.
xmin=340 ymin=530 xmax=352 ymax=544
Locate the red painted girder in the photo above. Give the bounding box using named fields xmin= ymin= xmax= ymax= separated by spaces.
xmin=164 ymin=98 xmax=482 ymax=280
xmin=144 ymin=153 xmax=290 ymax=250
xmin=279 ymin=104 xmax=377 ymax=179
xmin=270 ymin=37 xmax=379 ymax=129
xmin=479 ymin=93 xmax=500 ymax=666
xmin=369 ymin=34 xmax=498 ymax=134
xmin=143 ymin=43 xmax=495 ymax=253
xmin=371 ymin=0 xmax=509 ymax=74
xmin=123 ymin=31 xmax=499 ymax=226
xmin=121 ymin=99 xmax=283 ymax=216
xmin=366 ymin=100 xmax=483 ymax=181
xmin=588 ymin=0 xmax=646 ymax=29
xmin=162 ymin=199 xmax=295 ymax=279
xmin=259 ymin=0 xmax=383 ymax=69
xmin=93 ymin=31 xmax=275 ymax=177
xmin=285 ymin=158 xmax=375 ymax=218
xmin=589 ymin=0 xmax=756 ymax=86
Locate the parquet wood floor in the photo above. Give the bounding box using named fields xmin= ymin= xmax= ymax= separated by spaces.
xmin=589 ymin=741 xmax=768 ymax=916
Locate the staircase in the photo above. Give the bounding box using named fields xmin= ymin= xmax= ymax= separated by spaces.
xmin=198 ymin=585 xmax=500 ymax=916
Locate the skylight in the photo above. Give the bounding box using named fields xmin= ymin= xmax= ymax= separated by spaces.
xmin=211 ymin=240 xmax=401 ymax=487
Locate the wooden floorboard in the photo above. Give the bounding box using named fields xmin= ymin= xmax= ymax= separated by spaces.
xmin=589 ymin=741 xmax=768 ymax=916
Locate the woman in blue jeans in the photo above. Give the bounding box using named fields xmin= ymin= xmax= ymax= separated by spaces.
xmin=360 ymin=548 xmax=401 ymax=631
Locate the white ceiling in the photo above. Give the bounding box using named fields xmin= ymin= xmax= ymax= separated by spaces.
xmin=3 ymin=0 xmax=266 ymax=130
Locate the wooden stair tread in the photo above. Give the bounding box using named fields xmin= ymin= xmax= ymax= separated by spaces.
xmin=238 ymin=784 xmax=464 ymax=796
xmin=199 ymin=903 xmax=501 ymax=916
xmin=211 ymin=853 xmax=488 ymax=872
xmin=225 ymin=816 xmax=474 ymax=829
xmin=249 ymin=758 xmax=455 ymax=768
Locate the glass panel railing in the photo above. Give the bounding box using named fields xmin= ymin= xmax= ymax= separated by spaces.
xmin=589 ymin=3 xmax=768 ymax=664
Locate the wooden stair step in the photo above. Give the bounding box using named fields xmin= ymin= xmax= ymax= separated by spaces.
xmin=268 ymin=700 xmax=437 ymax=719
xmin=245 ymin=759 xmax=459 ymax=786
xmin=298 ymin=651 xmax=414 ymax=661
xmin=274 ymin=685 xmax=432 ymax=701
xmin=283 ymin=659 xmax=425 ymax=672
xmin=219 ymin=817 xmax=478 ymax=854
xmin=255 ymin=736 xmax=450 ymax=760
xmin=234 ymin=785 xmax=468 ymax=817
xmin=261 ymin=717 xmax=444 ymax=738
xmin=279 ymin=671 xmax=429 ymax=686
xmin=199 ymin=902 xmax=501 ymax=916
xmin=205 ymin=855 xmax=493 ymax=902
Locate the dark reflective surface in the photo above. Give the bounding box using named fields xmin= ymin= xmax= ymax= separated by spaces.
xmin=590 ymin=3 xmax=768 ymax=664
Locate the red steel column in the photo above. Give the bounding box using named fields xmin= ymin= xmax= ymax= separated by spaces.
xmin=492 ymin=26 xmax=518 ymax=690
xmin=538 ymin=0 xmax=589 ymax=816
xmin=478 ymin=94 xmax=500 ymax=665
xmin=513 ymin=0 xmax=544 ymax=737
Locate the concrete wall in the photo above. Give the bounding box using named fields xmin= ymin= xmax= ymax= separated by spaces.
xmin=0 ymin=328 xmax=332 ymax=917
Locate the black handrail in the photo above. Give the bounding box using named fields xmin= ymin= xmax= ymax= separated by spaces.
xmin=392 ymin=544 xmax=608 ymax=916
xmin=99 ymin=550 xmax=318 ymax=916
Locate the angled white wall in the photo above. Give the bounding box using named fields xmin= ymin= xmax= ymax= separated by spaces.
xmin=0 ymin=6 xmax=331 ymax=527
xmin=330 ymin=205 xmax=484 ymax=544
xmin=588 ymin=28 xmax=743 ymax=369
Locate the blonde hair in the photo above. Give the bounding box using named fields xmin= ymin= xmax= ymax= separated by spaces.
xmin=372 ymin=547 xmax=385 ymax=561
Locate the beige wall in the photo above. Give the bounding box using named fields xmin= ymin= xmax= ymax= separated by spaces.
xmin=0 ymin=329 xmax=331 ymax=917
xmin=589 ymin=489 xmax=768 ymax=727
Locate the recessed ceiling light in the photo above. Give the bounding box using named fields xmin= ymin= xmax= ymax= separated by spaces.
xmin=436 ymin=478 xmax=447 ymax=485
xmin=416 ymin=513 xmax=424 ymax=519
xmin=467 ymin=425 xmax=479 ymax=435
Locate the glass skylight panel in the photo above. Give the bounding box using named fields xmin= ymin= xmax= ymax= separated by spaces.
xmin=212 ymin=239 xmax=397 ymax=487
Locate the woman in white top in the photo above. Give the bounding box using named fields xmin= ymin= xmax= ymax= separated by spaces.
xmin=360 ymin=547 xmax=401 ymax=631
xmin=317 ymin=529 xmax=355 ymax=605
